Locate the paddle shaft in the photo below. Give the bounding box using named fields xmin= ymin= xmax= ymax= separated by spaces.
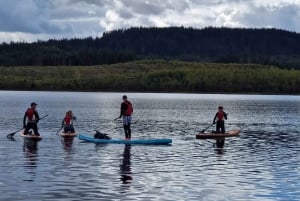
xmin=55 ymin=127 xmax=63 ymax=135
xmin=201 ymin=123 xmax=214 ymax=133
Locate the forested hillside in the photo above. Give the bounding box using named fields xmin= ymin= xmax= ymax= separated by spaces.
xmin=1 ymin=27 xmax=300 ymax=68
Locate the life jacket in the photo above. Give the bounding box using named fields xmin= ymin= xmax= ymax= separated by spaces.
xmin=26 ymin=108 xmax=35 ymax=121
xmin=217 ymin=111 xmax=225 ymax=121
xmin=64 ymin=114 xmax=72 ymax=125
xmin=124 ymin=100 xmax=133 ymax=116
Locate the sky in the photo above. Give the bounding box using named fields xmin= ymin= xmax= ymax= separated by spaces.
xmin=0 ymin=0 xmax=300 ymax=43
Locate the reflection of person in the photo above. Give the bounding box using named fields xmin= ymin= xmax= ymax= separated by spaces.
xmin=61 ymin=137 xmax=74 ymax=152
xmin=23 ymin=140 xmax=38 ymax=167
xmin=118 ymin=95 xmax=133 ymax=140
xmin=23 ymin=140 xmax=38 ymax=181
xmin=213 ymin=106 xmax=227 ymax=134
xmin=120 ymin=145 xmax=132 ymax=184
xmin=23 ymin=102 xmax=40 ymax=136
xmin=61 ymin=111 xmax=76 ymax=133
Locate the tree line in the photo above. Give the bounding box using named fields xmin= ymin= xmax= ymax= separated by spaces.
xmin=0 ymin=60 xmax=299 ymax=94
xmin=1 ymin=27 xmax=300 ymax=68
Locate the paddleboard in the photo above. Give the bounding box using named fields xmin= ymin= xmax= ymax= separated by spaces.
xmin=20 ymin=130 xmax=42 ymax=141
xmin=60 ymin=132 xmax=77 ymax=137
xmin=196 ymin=129 xmax=240 ymax=139
xmin=78 ymin=134 xmax=172 ymax=145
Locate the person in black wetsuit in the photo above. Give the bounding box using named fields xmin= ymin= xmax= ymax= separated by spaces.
xmin=213 ymin=106 xmax=228 ymax=134
xmin=118 ymin=95 xmax=133 ymax=140
xmin=23 ymin=102 xmax=40 ymax=136
xmin=213 ymin=106 xmax=228 ymax=148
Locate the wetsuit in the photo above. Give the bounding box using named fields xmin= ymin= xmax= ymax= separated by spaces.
xmin=213 ymin=111 xmax=227 ymax=134
xmin=23 ymin=108 xmax=40 ymax=135
xmin=62 ymin=115 xmax=76 ymax=133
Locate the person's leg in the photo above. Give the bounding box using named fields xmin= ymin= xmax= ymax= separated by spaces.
xmin=70 ymin=125 xmax=75 ymax=133
xmin=216 ymin=121 xmax=221 ymax=133
xmin=24 ymin=124 xmax=30 ymax=135
xmin=124 ymin=125 xmax=129 ymax=138
xmin=32 ymin=123 xmax=39 ymax=135
xmin=221 ymin=121 xmax=225 ymax=133
xmin=127 ymin=123 xmax=131 ymax=139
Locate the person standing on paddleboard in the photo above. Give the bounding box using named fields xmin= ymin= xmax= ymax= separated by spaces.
xmin=23 ymin=102 xmax=40 ymax=136
xmin=61 ymin=110 xmax=76 ymax=133
xmin=213 ymin=106 xmax=228 ymax=148
xmin=118 ymin=95 xmax=133 ymax=140
xmin=213 ymin=106 xmax=228 ymax=134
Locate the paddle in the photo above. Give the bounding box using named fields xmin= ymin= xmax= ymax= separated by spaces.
xmin=6 ymin=128 xmax=24 ymax=139
xmin=55 ymin=127 xmax=63 ymax=135
xmin=113 ymin=117 xmax=120 ymax=121
xmin=200 ymin=123 xmax=214 ymax=133
xmin=6 ymin=114 xmax=48 ymax=139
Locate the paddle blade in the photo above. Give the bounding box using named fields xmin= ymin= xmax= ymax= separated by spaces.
xmin=6 ymin=132 xmax=16 ymax=139
xmin=6 ymin=128 xmax=23 ymax=139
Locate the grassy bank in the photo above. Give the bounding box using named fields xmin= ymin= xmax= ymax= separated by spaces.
xmin=1 ymin=60 xmax=300 ymax=94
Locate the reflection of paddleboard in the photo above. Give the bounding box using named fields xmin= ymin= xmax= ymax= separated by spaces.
xmin=196 ymin=129 xmax=240 ymax=139
xmin=20 ymin=130 xmax=42 ymax=141
xmin=78 ymin=134 xmax=172 ymax=145
xmin=60 ymin=132 xmax=77 ymax=137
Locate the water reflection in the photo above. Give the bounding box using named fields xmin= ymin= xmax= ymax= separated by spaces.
xmin=61 ymin=137 xmax=74 ymax=153
xmin=23 ymin=139 xmax=39 ymax=182
xmin=120 ymin=145 xmax=132 ymax=184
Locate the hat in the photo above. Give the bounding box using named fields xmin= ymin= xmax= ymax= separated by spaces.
xmin=31 ymin=102 xmax=38 ymax=106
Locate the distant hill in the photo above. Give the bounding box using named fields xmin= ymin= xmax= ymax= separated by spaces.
xmin=1 ymin=27 xmax=300 ymax=68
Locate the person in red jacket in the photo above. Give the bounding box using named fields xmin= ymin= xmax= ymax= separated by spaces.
xmin=118 ymin=95 xmax=133 ymax=140
xmin=23 ymin=102 xmax=40 ymax=136
xmin=213 ymin=106 xmax=228 ymax=134
xmin=61 ymin=110 xmax=76 ymax=133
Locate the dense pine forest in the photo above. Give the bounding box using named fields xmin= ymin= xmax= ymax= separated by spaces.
xmin=1 ymin=27 xmax=300 ymax=68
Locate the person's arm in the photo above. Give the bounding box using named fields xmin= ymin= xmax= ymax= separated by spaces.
xmin=35 ymin=111 xmax=40 ymax=123
xmin=23 ymin=111 xmax=27 ymax=128
xmin=119 ymin=102 xmax=127 ymax=118
xmin=61 ymin=118 xmax=65 ymax=127
xmin=224 ymin=112 xmax=228 ymax=120
xmin=213 ymin=113 xmax=217 ymax=124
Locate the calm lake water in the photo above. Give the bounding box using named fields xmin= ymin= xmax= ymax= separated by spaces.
xmin=0 ymin=91 xmax=299 ymax=201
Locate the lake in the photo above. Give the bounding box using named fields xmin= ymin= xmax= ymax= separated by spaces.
xmin=0 ymin=91 xmax=299 ymax=201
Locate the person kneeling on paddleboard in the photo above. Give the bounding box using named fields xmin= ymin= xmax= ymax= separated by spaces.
xmin=118 ymin=95 xmax=133 ymax=140
xmin=23 ymin=102 xmax=40 ymax=136
xmin=62 ymin=111 xmax=76 ymax=133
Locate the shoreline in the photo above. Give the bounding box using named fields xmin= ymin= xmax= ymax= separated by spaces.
xmin=1 ymin=60 xmax=300 ymax=95
xmin=0 ymin=89 xmax=299 ymax=96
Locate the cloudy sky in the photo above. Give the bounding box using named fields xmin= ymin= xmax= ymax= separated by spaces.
xmin=0 ymin=0 xmax=300 ymax=43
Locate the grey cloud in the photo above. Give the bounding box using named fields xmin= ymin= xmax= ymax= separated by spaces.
xmin=239 ymin=4 xmax=300 ymax=31
xmin=121 ymin=0 xmax=166 ymax=15
xmin=0 ymin=0 xmax=64 ymax=33
xmin=0 ymin=0 xmax=300 ymax=43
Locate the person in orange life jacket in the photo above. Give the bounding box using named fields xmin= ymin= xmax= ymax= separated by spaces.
xmin=213 ymin=106 xmax=228 ymax=134
xmin=61 ymin=111 xmax=76 ymax=133
xmin=23 ymin=102 xmax=40 ymax=136
xmin=118 ymin=95 xmax=133 ymax=139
